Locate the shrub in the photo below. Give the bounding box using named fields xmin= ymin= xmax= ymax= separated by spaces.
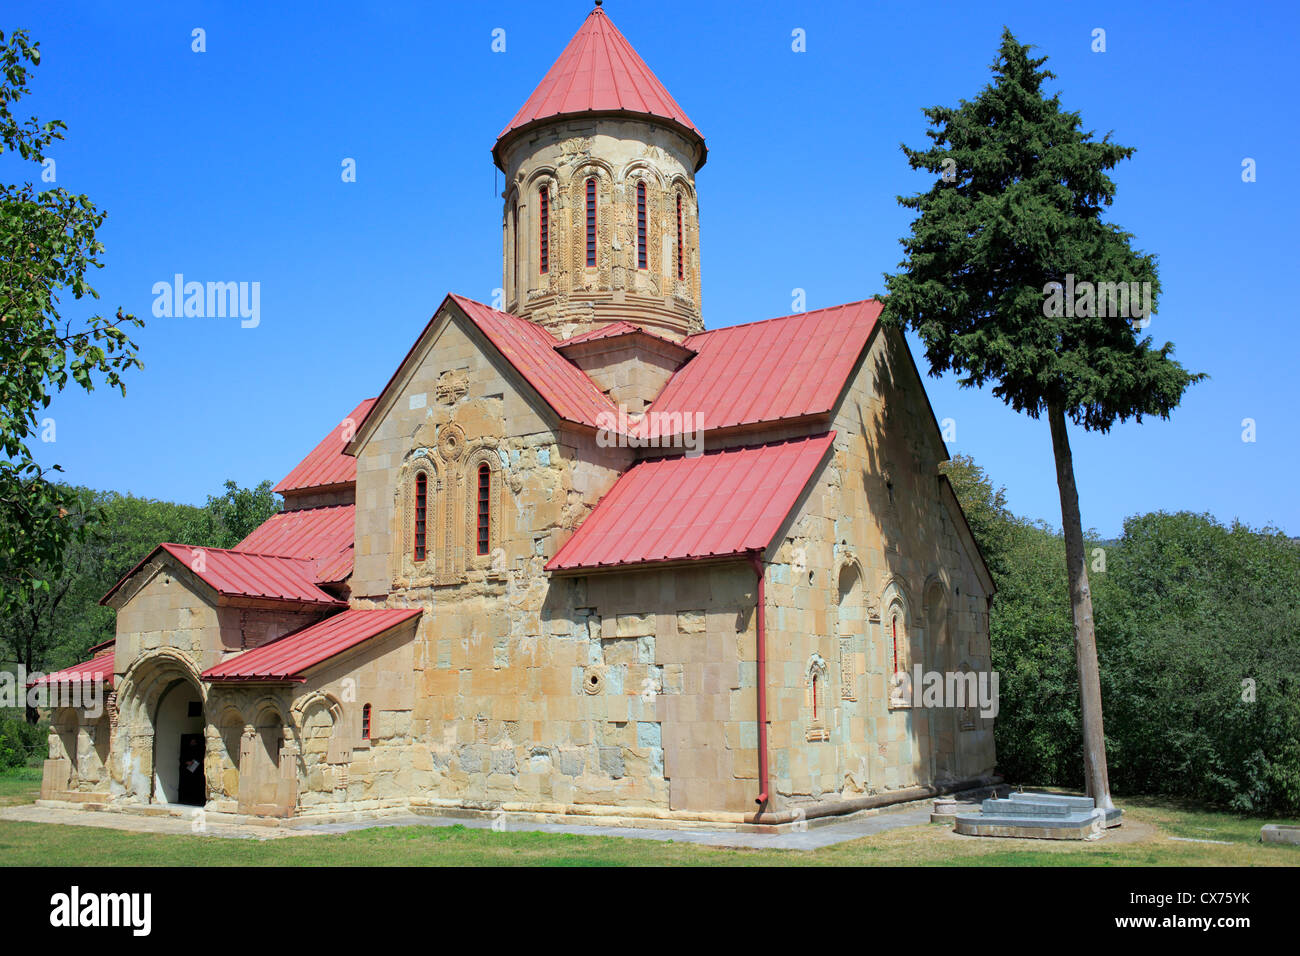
xmin=0 ymin=717 xmax=48 ymax=769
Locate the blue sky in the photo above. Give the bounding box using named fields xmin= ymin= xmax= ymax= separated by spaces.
xmin=8 ymin=0 xmax=1298 ymax=538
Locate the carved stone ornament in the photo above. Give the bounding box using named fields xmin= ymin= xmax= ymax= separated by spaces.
xmin=436 ymin=369 xmax=468 ymax=405
xmin=438 ymin=423 xmax=466 ymax=463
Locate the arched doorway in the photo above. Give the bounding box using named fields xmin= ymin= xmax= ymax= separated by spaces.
xmin=152 ymin=678 xmax=205 ymax=806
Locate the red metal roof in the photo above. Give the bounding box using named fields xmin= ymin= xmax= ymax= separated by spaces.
xmin=202 ymin=607 xmax=422 ymax=682
xmin=274 ymin=398 xmax=376 ymax=495
xmin=234 ymin=504 xmax=355 ymax=582
xmin=28 ymin=653 xmax=115 ymax=689
xmin=449 ymin=294 xmax=619 ymax=429
xmin=312 ymin=543 xmax=356 ymax=585
xmin=556 ymin=320 xmax=696 ymax=354
xmin=631 ymin=300 xmax=881 ymax=440
xmin=494 ymin=6 xmax=706 ymax=170
xmin=547 ymin=432 xmax=836 ymax=572
xmin=101 ymin=543 xmax=346 ymax=608
xmin=156 ymin=544 xmax=344 ymax=606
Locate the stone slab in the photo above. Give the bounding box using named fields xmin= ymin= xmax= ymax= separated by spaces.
xmin=1261 ymin=824 xmax=1300 ymax=846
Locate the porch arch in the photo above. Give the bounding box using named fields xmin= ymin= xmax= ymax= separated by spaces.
xmin=114 ymin=649 xmax=208 ymax=806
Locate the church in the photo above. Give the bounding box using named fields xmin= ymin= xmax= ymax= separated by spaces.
xmin=36 ymin=5 xmax=996 ymax=828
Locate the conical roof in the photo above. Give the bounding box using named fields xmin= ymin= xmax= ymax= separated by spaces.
xmin=493 ymin=5 xmax=706 ymax=170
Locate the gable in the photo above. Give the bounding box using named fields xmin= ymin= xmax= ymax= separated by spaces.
xmin=347 ymin=294 xmax=616 ymax=461
xmin=825 ymin=321 xmax=995 ymax=595
xmin=102 ymin=544 xmax=345 ymax=611
xmin=829 ymin=321 xmax=951 ymax=468
xmin=348 ymin=299 xmax=598 ymax=597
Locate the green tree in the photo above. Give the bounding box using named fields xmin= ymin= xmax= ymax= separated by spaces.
xmin=941 ymin=454 xmax=1083 ymax=787
xmin=0 ymin=478 xmax=277 ymax=723
xmin=0 ymin=30 xmax=143 ymax=628
xmin=0 ymin=487 xmax=204 ymax=721
xmin=1099 ymin=512 xmax=1300 ymax=813
xmin=884 ymin=29 xmax=1204 ymax=808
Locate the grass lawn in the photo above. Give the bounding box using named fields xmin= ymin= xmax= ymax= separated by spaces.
xmin=0 ymin=770 xmax=1295 ymax=866
xmin=0 ymin=766 xmax=42 ymax=809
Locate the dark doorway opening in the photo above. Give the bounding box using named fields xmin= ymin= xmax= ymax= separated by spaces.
xmin=177 ymin=732 xmax=205 ymax=806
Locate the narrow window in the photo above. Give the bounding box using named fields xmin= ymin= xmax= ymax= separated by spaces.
xmin=511 ymin=199 xmax=519 ymax=283
xmin=361 ymin=703 xmax=372 ymax=741
xmin=586 ymin=177 xmax=597 ymax=267
xmin=675 ymin=194 xmax=684 ymax=280
xmin=476 ymin=463 xmax=491 ymax=555
xmin=812 ymin=673 xmax=819 ymax=721
xmin=413 ymin=472 xmax=428 ymax=562
xmin=538 ymin=186 xmax=549 ymax=274
xmin=636 ymin=181 xmax=647 ymax=269
xmin=891 ymin=614 xmax=900 ymax=676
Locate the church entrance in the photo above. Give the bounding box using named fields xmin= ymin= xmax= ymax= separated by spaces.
xmin=177 ymin=733 xmax=206 ymax=806
xmin=152 ymin=679 xmax=205 ymax=806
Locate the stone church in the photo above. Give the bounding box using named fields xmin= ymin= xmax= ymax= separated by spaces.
xmin=36 ymin=6 xmax=996 ymax=827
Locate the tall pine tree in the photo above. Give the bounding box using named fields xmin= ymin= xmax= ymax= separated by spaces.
xmin=884 ymin=29 xmax=1204 ymax=808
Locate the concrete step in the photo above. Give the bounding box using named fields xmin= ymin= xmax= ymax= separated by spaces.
xmin=980 ymin=799 xmax=1073 ymax=817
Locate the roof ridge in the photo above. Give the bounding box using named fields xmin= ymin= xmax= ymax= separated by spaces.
xmin=265 ymin=501 xmax=356 ymax=515
xmin=555 ymin=320 xmax=693 ymax=351
xmin=162 ymin=542 xmax=317 ymax=564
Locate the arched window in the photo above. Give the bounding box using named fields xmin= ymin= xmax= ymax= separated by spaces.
xmin=636 ymin=181 xmax=647 ymax=269
xmin=805 ymin=655 xmax=830 ymax=741
xmin=675 ymin=193 xmax=684 ymax=280
xmin=538 ymin=186 xmax=549 ymax=274
xmin=585 ymin=177 xmax=597 ymax=267
xmin=476 ymin=463 xmax=491 ymax=555
xmin=888 ymin=604 xmax=912 ymax=709
xmin=413 ymin=472 xmax=428 ymax=562
xmin=361 ymin=703 xmax=372 ymax=741
xmin=892 ymin=612 xmax=900 ymax=676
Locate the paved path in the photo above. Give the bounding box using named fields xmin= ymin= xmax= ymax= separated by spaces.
xmin=0 ymin=804 xmax=297 ymax=840
xmin=296 ymin=804 xmax=937 ymax=850
xmin=0 ymin=801 xmax=937 ymax=850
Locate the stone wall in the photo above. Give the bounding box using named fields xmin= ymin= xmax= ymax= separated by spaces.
xmin=756 ymin=324 xmax=997 ymax=809
xmin=377 ymin=563 xmax=757 ymax=816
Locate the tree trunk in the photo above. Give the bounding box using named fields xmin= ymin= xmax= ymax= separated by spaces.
xmin=23 ymin=631 xmax=39 ymax=726
xmin=1047 ymin=401 xmax=1113 ymax=810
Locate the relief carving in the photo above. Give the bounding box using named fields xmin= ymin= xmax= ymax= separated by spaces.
xmin=436 ymin=369 xmax=468 ymax=405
